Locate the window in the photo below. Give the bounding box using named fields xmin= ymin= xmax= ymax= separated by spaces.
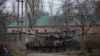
xmin=28 ymin=30 xmax=31 ymax=32
xmin=12 ymin=30 xmax=16 ymax=33
xmin=44 ymin=29 xmax=47 ymax=33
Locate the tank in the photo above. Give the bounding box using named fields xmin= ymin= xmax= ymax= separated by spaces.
xmin=25 ymin=32 xmax=80 ymax=52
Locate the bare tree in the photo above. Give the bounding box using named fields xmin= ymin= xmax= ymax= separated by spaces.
xmin=0 ymin=0 xmax=10 ymax=55
xmin=11 ymin=0 xmax=16 ymax=15
xmin=27 ymin=0 xmax=44 ymax=25
xmin=48 ymin=0 xmax=96 ymax=34
xmin=61 ymin=0 xmax=74 ymax=29
xmin=95 ymin=0 xmax=100 ymax=19
xmin=72 ymin=0 xmax=97 ymax=49
xmin=48 ymin=0 xmax=54 ymax=16
xmin=47 ymin=0 xmax=73 ymax=26
xmin=0 ymin=0 xmax=17 ymax=32
xmin=0 ymin=0 xmax=8 ymax=34
xmin=75 ymin=0 xmax=96 ymax=36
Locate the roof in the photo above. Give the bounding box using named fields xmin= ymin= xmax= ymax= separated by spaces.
xmin=35 ymin=16 xmax=68 ymax=26
xmin=47 ymin=16 xmax=67 ymax=26
xmin=8 ymin=18 xmax=29 ymax=28
xmin=35 ymin=16 xmax=51 ymax=26
xmin=72 ymin=18 xmax=100 ymax=26
xmin=95 ymin=19 xmax=100 ymax=25
xmin=8 ymin=16 xmax=52 ymax=28
xmin=8 ymin=16 xmax=100 ymax=28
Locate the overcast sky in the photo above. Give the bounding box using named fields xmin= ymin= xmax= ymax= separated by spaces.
xmin=43 ymin=0 xmax=62 ymax=15
xmin=5 ymin=0 xmax=85 ymax=15
xmin=5 ymin=0 xmax=62 ymax=15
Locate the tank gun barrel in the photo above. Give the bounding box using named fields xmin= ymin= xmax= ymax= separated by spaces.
xmin=31 ymin=33 xmax=48 ymax=37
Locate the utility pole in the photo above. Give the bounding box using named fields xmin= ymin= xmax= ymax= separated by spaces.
xmin=51 ymin=0 xmax=53 ymax=16
xmin=12 ymin=0 xmax=16 ymax=15
xmin=17 ymin=0 xmax=19 ymax=44
xmin=16 ymin=0 xmax=24 ymax=42
xmin=49 ymin=0 xmax=53 ymax=16
xmin=67 ymin=0 xmax=71 ymax=31
xmin=24 ymin=0 xmax=29 ymax=43
xmin=25 ymin=0 xmax=28 ymax=33
xmin=40 ymin=0 xmax=43 ymax=16
xmin=21 ymin=0 xmax=24 ymax=42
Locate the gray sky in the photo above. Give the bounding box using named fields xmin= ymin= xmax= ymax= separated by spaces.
xmin=4 ymin=0 xmax=13 ymax=12
xmin=5 ymin=0 xmax=62 ymax=15
xmin=43 ymin=0 xmax=62 ymax=15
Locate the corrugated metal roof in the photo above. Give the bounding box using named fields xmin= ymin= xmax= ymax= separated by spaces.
xmin=8 ymin=16 xmax=100 ymax=28
xmin=8 ymin=16 xmax=51 ymax=27
xmin=71 ymin=18 xmax=100 ymax=26
xmin=8 ymin=18 xmax=29 ymax=27
xmin=35 ymin=16 xmax=51 ymax=26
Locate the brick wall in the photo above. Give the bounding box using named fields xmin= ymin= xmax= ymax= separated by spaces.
xmin=7 ymin=26 xmax=100 ymax=34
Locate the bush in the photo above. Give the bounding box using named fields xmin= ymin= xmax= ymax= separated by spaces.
xmin=89 ymin=49 xmax=100 ymax=56
xmin=0 ymin=42 xmax=27 ymax=56
xmin=0 ymin=34 xmax=27 ymax=56
xmin=84 ymin=35 xmax=100 ymax=52
xmin=79 ymin=35 xmax=100 ymax=52
xmin=11 ymin=43 xmax=27 ymax=56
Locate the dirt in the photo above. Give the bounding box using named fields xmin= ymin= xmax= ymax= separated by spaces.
xmin=27 ymin=52 xmax=67 ymax=56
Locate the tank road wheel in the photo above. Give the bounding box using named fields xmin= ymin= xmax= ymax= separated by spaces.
xmin=44 ymin=48 xmax=48 ymax=52
xmin=41 ymin=47 xmax=46 ymax=52
xmin=34 ymin=47 xmax=36 ymax=51
xmin=45 ymin=47 xmax=51 ymax=52
xmin=28 ymin=47 xmax=31 ymax=50
xmin=42 ymin=49 xmax=46 ymax=52
xmin=47 ymin=48 xmax=49 ymax=52
xmin=56 ymin=48 xmax=59 ymax=52
xmin=49 ymin=48 xmax=52 ymax=52
xmin=63 ymin=47 xmax=66 ymax=51
xmin=35 ymin=47 xmax=38 ymax=51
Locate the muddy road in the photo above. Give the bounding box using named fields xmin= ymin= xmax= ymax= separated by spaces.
xmin=27 ymin=52 xmax=67 ymax=56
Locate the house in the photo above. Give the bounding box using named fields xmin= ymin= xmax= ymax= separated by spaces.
xmin=33 ymin=16 xmax=100 ymax=35
xmin=7 ymin=16 xmax=100 ymax=42
xmin=7 ymin=18 xmax=32 ymax=33
xmin=7 ymin=18 xmax=32 ymax=43
xmin=7 ymin=16 xmax=100 ymax=34
xmin=6 ymin=16 xmax=69 ymax=42
xmin=7 ymin=16 xmax=67 ymax=34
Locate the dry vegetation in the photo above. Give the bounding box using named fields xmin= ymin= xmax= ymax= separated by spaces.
xmin=65 ymin=35 xmax=100 ymax=56
xmin=0 ymin=34 xmax=27 ymax=56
